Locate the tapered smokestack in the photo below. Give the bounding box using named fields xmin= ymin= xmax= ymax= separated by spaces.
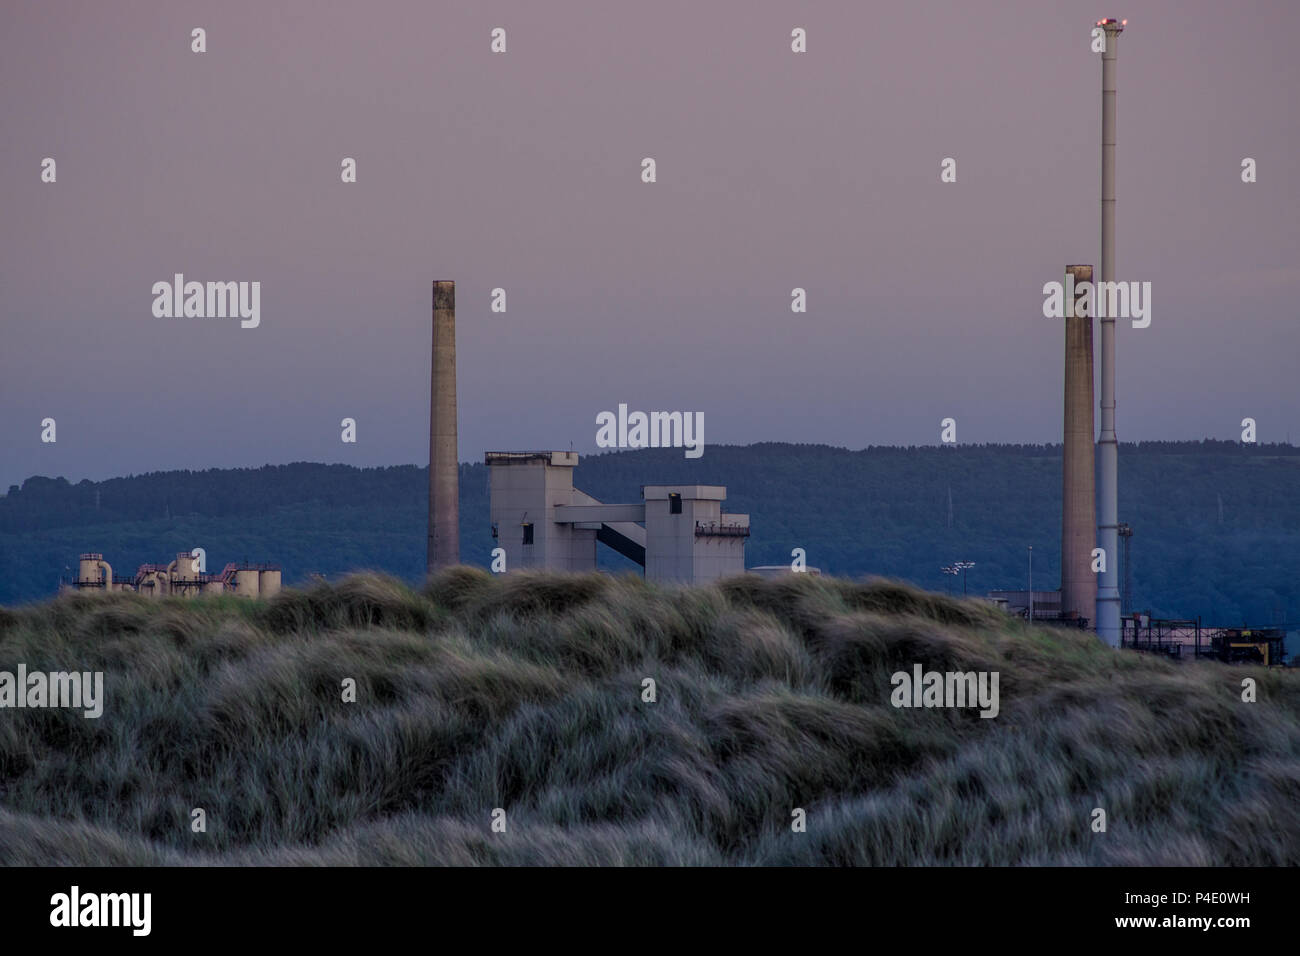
xmin=428 ymin=280 xmax=459 ymax=574
xmin=1096 ymin=18 xmax=1125 ymax=646
xmin=1062 ymin=265 xmax=1097 ymax=622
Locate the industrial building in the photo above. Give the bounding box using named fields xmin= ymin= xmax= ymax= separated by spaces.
xmin=67 ymin=552 xmax=281 ymax=598
xmin=1122 ymin=616 xmax=1288 ymax=667
xmin=987 ymin=590 xmax=1064 ymax=623
xmin=424 ymin=282 xmax=754 ymax=586
xmin=486 ymin=451 xmax=750 ymax=584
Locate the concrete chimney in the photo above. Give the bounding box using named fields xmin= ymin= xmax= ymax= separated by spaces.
xmin=427 ymin=280 xmax=459 ymax=574
xmin=1062 ymin=265 xmax=1097 ymax=622
xmin=1096 ymin=18 xmax=1125 ymax=646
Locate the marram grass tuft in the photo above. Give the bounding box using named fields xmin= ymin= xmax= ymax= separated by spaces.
xmin=0 ymin=571 xmax=1296 ymax=866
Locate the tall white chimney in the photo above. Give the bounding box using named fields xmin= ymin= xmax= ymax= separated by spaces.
xmin=1096 ymin=18 xmax=1125 ymax=646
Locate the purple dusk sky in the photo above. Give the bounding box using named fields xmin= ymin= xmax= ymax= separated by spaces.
xmin=2 ymin=0 xmax=1297 ymax=489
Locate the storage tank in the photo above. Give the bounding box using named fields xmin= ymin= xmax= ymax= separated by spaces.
xmin=78 ymin=553 xmax=108 ymax=588
xmin=233 ymin=569 xmax=261 ymax=598
xmin=203 ymin=580 xmax=225 ymax=595
xmin=173 ymin=552 xmax=201 ymax=581
xmin=258 ymin=569 xmax=282 ymax=598
xmin=138 ymin=570 xmax=168 ymax=598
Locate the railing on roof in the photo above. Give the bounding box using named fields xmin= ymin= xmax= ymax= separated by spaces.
xmin=695 ymin=521 xmax=750 ymax=538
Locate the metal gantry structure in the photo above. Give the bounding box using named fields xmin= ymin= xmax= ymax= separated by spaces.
xmin=1122 ymin=616 xmax=1288 ymax=667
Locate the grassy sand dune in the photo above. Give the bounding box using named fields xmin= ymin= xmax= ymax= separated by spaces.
xmin=1 ymin=570 xmax=1296 ymax=865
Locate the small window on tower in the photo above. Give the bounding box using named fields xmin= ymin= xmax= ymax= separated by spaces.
xmin=669 ymin=493 xmax=682 ymax=515
xmin=522 ymin=522 xmax=534 ymax=545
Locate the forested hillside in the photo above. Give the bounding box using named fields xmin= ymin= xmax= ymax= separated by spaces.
xmin=2 ymin=441 xmax=1297 ymax=625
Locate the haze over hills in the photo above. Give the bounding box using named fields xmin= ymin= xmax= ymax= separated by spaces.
xmin=2 ymin=441 xmax=1298 ymax=627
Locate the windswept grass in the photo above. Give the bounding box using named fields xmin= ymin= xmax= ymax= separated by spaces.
xmin=1 ymin=570 xmax=1297 ymax=866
